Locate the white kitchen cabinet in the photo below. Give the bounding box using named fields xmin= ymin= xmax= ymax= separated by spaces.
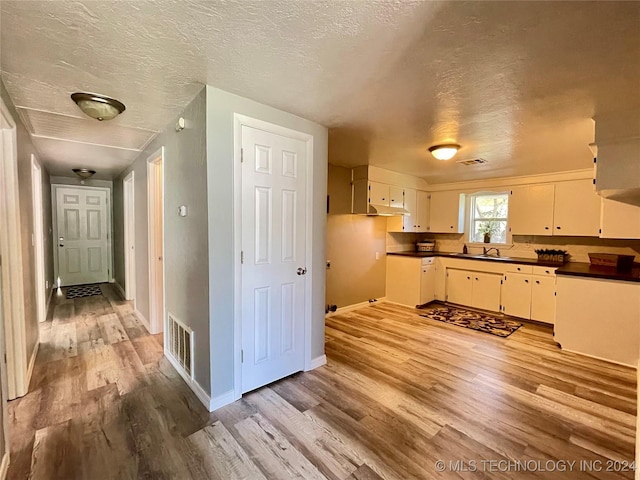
xmin=416 ymin=191 xmax=430 ymax=232
xmin=530 ymin=275 xmax=556 ymax=324
xmin=501 ymin=272 xmax=532 ymax=319
xmin=600 ymin=197 xmax=640 ymax=239
xmin=386 ymin=256 xmax=436 ymax=307
xmin=553 ymin=180 xmax=601 ymax=236
xmin=389 ymin=186 xmax=404 ymax=208
xmin=429 ymin=191 xmax=465 ymax=233
xmin=369 ymin=181 xmax=390 ymax=206
xmin=471 ymin=272 xmax=502 ymax=312
xmin=555 ymin=276 xmax=640 ymax=366
xmin=446 ymin=269 xmax=473 ymax=306
xmin=402 ymin=188 xmax=417 ymax=232
xmin=397 ymin=189 xmax=430 ymax=233
xmin=509 ymin=184 xmax=555 ymax=235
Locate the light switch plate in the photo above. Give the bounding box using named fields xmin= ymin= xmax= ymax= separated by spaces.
xmin=178 ymin=205 xmax=188 ymax=217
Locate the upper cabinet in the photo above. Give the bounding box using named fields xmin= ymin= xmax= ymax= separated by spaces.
xmin=389 ymin=186 xmax=404 ymax=208
xmin=600 ymin=198 xmax=640 ymax=239
xmin=429 ymin=191 xmax=465 ymax=233
xmin=509 ymin=179 xmax=601 ymax=236
xmin=368 ymin=181 xmax=390 ymax=206
xmin=509 ymin=184 xmax=555 ymax=235
xmin=388 ymin=188 xmax=430 ymax=233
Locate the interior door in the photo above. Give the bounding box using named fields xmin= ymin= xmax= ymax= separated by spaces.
xmin=56 ymin=187 xmax=109 ymax=286
xmin=241 ymin=124 xmax=307 ymax=394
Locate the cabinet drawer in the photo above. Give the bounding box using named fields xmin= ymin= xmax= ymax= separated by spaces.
xmin=532 ymin=266 xmax=557 ymax=276
xmin=421 ymin=257 xmax=435 ymax=265
xmin=505 ymin=264 xmax=533 ymax=274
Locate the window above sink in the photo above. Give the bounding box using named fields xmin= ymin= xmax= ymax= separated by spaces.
xmin=468 ymin=192 xmax=509 ymax=244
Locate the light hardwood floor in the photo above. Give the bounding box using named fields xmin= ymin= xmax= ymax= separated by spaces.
xmin=8 ymin=285 xmax=636 ymax=479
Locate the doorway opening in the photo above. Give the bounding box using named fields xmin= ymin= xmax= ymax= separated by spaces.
xmin=31 ymin=155 xmax=47 ymax=323
xmin=147 ymin=148 xmax=165 ymax=335
xmin=123 ymin=171 xmax=136 ymax=303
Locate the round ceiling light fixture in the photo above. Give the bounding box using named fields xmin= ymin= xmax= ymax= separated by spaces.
xmin=72 ymin=168 xmax=96 ymax=179
xmin=428 ymin=144 xmax=461 ymax=161
xmin=71 ymin=92 xmax=125 ymax=121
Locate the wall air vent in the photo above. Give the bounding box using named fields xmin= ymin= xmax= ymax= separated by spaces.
xmin=457 ymin=158 xmax=488 ymax=166
xmin=167 ymin=313 xmax=194 ymax=379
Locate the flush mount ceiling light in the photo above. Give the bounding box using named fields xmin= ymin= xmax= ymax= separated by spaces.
xmin=71 ymin=92 xmax=125 ymax=121
xmin=72 ymin=168 xmax=96 ymax=179
xmin=428 ymin=144 xmax=461 ymax=161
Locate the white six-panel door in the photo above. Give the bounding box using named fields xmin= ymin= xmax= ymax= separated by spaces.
xmin=56 ymin=187 xmax=109 ymax=286
xmin=241 ymin=125 xmax=307 ymax=394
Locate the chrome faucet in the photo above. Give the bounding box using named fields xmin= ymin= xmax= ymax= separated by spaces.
xmin=483 ymin=247 xmax=500 ymax=257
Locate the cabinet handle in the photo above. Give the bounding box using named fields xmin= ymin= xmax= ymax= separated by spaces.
xmin=475 ymin=277 xmax=479 ymax=280
xmin=545 ymin=226 xmax=549 ymax=230
xmin=556 ymin=226 xmax=561 ymax=230
xmin=450 ymin=225 xmax=454 ymax=229
xmin=467 ymin=276 xmax=471 ymax=280
xmin=525 ymin=279 xmax=529 ymax=283
xmin=382 ymin=197 xmax=386 ymax=201
xmin=535 ymin=280 xmax=540 ymax=284
xmin=545 ymin=270 xmax=549 ymax=274
xmin=517 ymin=267 xmax=521 ymax=271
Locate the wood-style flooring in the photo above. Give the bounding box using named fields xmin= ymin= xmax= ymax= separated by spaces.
xmin=8 ymin=286 xmax=636 ymax=479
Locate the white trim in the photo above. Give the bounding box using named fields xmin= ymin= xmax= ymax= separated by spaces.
xmin=306 ymin=354 xmax=327 ymax=371
xmin=147 ymin=148 xmax=165 ymax=336
xmin=325 ymin=297 xmax=388 ymax=317
xmin=123 ymin=171 xmax=136 ymax=302
xmin=26 ymin=341 xmax=39 ymax=386
xmin=31 ymin=155 xmax=46 ymax=324
xmin=210 ymin=389 xmax=236 ymax=411
xmin=134 ymin=309 xmax=151 ymax=333
xmin=114 ymin=282 xmax=126 ymax=301
xmin=233 ymin=114 xmax=315 ymax=400
xmin=0 ymin=451 xmax=9 ymax=480
xmin=560 ymin=347 xmax=637 ymax=369
xmin=0 ymin=98 xmax=27 ymax=399
xmin=46 ymin=287 xmax=53 ymax=317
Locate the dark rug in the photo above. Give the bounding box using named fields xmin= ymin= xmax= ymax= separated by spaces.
xmin=420 ymin=306 xmax=522 ymax=338
xmin=65 ymin=284 xmax=103 ymax=300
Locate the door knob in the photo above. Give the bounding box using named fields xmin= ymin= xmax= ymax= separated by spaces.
xmin=297 ymin=267 xmax=307 ymax=276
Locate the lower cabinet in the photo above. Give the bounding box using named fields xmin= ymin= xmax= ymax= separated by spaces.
xmin=530 ymin=275 xmax=556 ymax=323
xmin=502 ymin=267 xmax=556 ymax=324
xmin=446 ymin=269 xmax=501 ymax=312
xmin=501 ymin=273 xmax=532 ymax=319
xmin=386 ymin=256 xmax=436 ymax=306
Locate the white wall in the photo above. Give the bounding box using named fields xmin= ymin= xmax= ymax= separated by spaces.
xmin=205 ymin=86 xmax=328 ymax=401
xmin=115 ymin=87 xmax=211 ymax=393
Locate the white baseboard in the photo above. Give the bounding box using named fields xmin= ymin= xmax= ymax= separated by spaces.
xmin=325 ymin=297 xmax=387 ymax=317
xmin=164 ymin=349 xmax=233 ymax=412
xmin=114 ymin=282 xmax=126 ymax=300
xmin=306 ymin=354 xmax=327 ymax=371
xmin=0 ymin=451 xmax=9 ymax=480
xmin=561 ymin=347 xmax=637 ymax=369
xmin=134 ymin=309 xmax=151 ymax=333
xmin=45 ymin=287 xmax=53 ymax=320
xmin=25 ymin=341 xmax=39 ymax=393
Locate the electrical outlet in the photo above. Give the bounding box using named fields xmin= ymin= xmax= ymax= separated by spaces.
xmin=375 ymin=252 xmax=380 ymax=260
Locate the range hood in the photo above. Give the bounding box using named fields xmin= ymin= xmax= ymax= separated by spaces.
xmin=363 ymin=203 xmax=410 ymax=216
xmin=593 ymin=111 xmax=640 ymax=207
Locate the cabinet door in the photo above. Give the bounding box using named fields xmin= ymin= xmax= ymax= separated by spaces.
xmin=420 ymin=265 xmax=436 ymax=304
xmin=389 ymin=186 xmax=404 ymax=209
xmin=501 ymin=273 xmax=532 ymax=319
xmin=471 ymin=272 xmax=502 ymax=312
xmin=553 ymin=180 xmax=600 ymax=236
xmin=429 ymin=191 xmax=464 ymax=233
xmin=369 ymin=182 xmax=389 ymax=206
xmin=531 ymin=275 xmax=556 ymax=324
xmin=600 ymin=198 xmax=640 ymax=239
xmin=446 ymin=269 xmax=473 ymax=306
xmin=509 ymin=185 xmax=554 ymax=235
xmin=402 ymin=188 xmax=417 ymax=233
xmin=416 ymin=191 xmax=430 ymax=233
xmin=386 ymin=256 xmax=422 ymax=306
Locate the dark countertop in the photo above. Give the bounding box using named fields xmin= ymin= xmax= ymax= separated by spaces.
xmin=387 ymin=251 xmax=640 ymax=283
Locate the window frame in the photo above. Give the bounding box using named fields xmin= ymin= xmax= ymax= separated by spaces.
xmin=466 ymin=191 xmax=511 ymax=246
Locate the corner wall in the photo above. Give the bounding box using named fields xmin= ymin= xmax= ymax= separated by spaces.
xmin=205 ymin=86 xmax=328 ymax=401
xmin=115 ymin=87 xmax=211 ymax=393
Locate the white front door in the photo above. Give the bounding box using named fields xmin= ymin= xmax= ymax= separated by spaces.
xmin=241 ymin=124 xmax=307 ymax=393
xmin=56 ymin=187 xmax=109 ymax=286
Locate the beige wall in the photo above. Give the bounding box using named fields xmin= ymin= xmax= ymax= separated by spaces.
xmin=326 ymin=164 xmax=387 ymax=308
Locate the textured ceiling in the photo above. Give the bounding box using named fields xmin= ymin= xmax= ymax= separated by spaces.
xmin=1 ymin=1 xmax=639 ymax=182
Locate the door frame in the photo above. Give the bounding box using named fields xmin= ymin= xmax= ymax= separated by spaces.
xmin=0 ymin=97 xmax=28 ymax=400
xmin=232 ymin=114 xmax=314 ymax=401
xmin=51 ymin=184 xmax=113 ymax=287
xmin=123 ymin=171 xmax=136 ymax=302
xmin=31 ymin=155 xmax=47 ymax=323
xmin=147 ymin=148 xmax=165 ymax=335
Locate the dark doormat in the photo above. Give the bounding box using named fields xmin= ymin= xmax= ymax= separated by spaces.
xmin=420 ymin=306 xmax=522 ymax=338
xmin=65 ymin=284 xmax=103 ymax=300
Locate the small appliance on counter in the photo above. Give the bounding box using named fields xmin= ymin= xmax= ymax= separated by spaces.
xmin=416 ymin=241 xmax=435 ymax=252
xmin=588 ymin=253 xmax=635 ymax=271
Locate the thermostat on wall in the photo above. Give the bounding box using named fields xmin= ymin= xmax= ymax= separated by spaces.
xmin=178 ymin=205 xmax=188 ymax=217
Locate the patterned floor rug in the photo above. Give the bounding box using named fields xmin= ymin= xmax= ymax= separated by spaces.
xmin=65 ymin=284 xmax=103 ymax=300
xmin=420 ymin=306 xmax=522 ymax=338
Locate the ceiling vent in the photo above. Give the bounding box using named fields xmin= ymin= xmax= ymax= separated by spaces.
xmin=457 ymin=158 xmax=488 ymax=166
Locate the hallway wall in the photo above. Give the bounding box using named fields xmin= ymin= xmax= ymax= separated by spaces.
xmin=115 ymin=87 xmax=211 ymax=393
xmin=1 ymin=79 xmax=54 ymax=379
